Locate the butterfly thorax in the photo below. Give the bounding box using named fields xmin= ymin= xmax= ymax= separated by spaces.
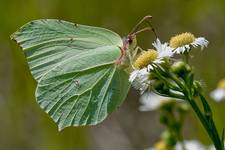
xmin=119 ymin=35 xmax=138 ymax=70
xmin=123 ymin=34 xmax=137 ymax=51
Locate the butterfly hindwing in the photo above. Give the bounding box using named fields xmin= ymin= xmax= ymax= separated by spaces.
xmin=36 ymin=46 xmax=130 ymax=130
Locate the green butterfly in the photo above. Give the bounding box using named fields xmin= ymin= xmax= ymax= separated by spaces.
xmin=11 ymin=16 xmax=155 ymax=130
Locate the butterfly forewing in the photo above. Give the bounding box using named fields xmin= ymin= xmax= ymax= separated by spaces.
xmin=11 ymin=19 xmax=123 ymax=81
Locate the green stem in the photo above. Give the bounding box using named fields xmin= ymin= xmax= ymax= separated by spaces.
xmin=179 ymin=84 xmax=223 ymax=150
xmin=187 ymin=98 xmax=223 ymax=150
xmin=199 ymin=93 xmax=222 ymax=149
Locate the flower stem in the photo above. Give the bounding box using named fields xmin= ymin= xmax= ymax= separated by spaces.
xmin=186 ymin=97 xmax=223 ymax=150
xmin=172 ymin=75 xmax=223 ymax=149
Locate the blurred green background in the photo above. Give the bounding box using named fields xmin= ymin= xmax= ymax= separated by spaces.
xmin=1 ymin=0 xmax=225 ymax=149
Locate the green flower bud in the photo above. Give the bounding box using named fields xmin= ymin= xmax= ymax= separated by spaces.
xmin=193 ymin=80 xmax=202 ymax=94
xmin=171 ymin=61 xmax=191 ymax=77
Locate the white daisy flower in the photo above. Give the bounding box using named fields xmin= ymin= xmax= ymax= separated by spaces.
xmin=210 ymin=78 xmax=225 ymax=102
xmin=169 ymin=32 xmax=209 ymax=54
xmin=139 ymin=92 xmax=171 ymax=111
xmin=133 ymin=38 xmax=174 ymax=70
xmin=129 ymin=39 xmax=174 ymax=93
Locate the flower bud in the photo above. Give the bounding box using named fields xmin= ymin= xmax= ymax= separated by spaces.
xmin=192 ymin=80 xmax=202 ymax=96
xmin=171 ymin=61 xmax=191 ymax=77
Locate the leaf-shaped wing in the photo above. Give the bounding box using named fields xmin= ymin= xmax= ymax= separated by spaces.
xmin=11 ymin=19 xmax=123 ymax=81
xmin=36 ymin=46 xmax=129 ymax=130
xmin=11 ymin=19 xmax=130 ymax=129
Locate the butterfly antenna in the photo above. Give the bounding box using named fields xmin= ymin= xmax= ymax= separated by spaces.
xmin=129 ymin=15 xmax=158 ymax=38
xmin=133 ymin=27 xmax=152 ymax=35
xmin=128 ymin=15 xmax=153 ymax=35
xmin=144 ymin=19 xmax=158 ymax=38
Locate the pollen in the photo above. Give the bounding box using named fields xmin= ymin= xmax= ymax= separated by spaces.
xmin=218 ymin=78 xmax=225 ymax=89
xmin=134 ymin=49 xmax=158 ymax=69
xmin=170 ymin=32 xmax=195 ymax=48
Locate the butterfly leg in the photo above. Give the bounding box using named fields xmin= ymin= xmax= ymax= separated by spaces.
xmin=126 ymin=46 xmax=145 ymax=69
xmin=115 ymin=46 xmax=126 ymax=64
xmin=132 ymin=46 xmax=144 ymax=58
xmin=127 ymin=50 xmax=135 ymax=69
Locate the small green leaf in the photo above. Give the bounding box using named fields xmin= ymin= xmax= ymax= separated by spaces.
xmin=11 ymin=19 xmax=130 ymax=130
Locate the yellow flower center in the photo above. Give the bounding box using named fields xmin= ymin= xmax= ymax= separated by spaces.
xmin=134 ymin=49 xmax=158 ymax=69
xmin=154 ymin=140 xmax=172 ymax=150
xmin=218 ymin=78 xmax=225 ymax=89
xmin=169 ymin=32 xmax=195 ymax=48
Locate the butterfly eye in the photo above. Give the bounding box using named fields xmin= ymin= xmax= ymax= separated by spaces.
xmin=127 ymin=38 xmax=133 ymax=44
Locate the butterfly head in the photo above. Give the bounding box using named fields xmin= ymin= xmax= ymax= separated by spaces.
xmin=123 ymin=34 xmax=137 ymax=51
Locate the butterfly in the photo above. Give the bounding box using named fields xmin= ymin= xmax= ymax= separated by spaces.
xmin=11 ymin=16 xmax=156 ymax=130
